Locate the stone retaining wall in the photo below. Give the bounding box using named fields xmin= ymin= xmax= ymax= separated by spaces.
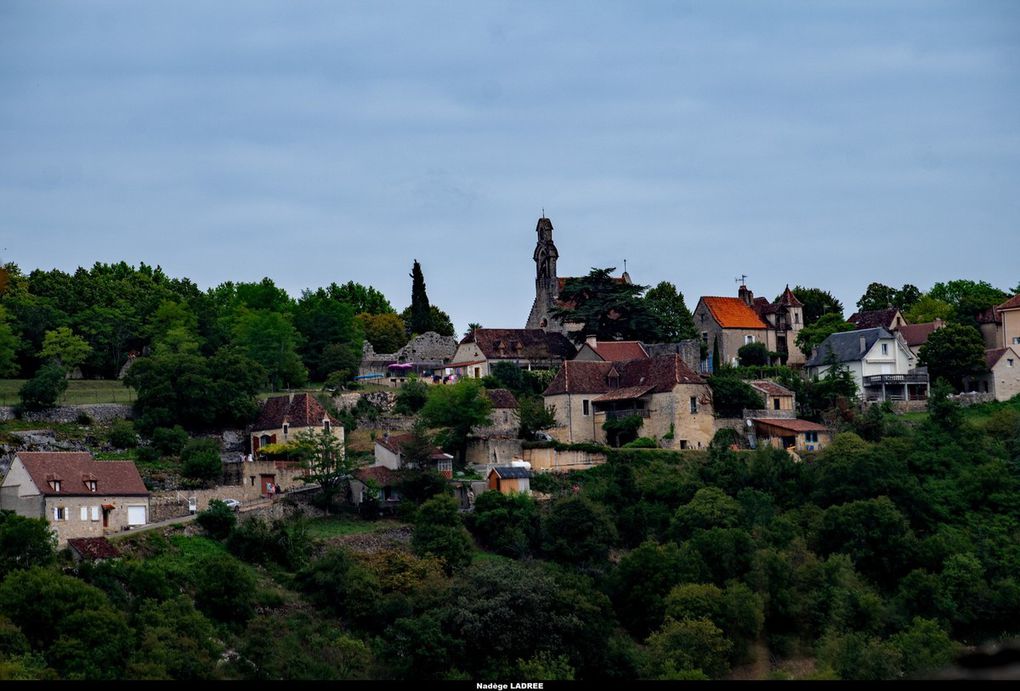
xmin=0 ymin=404 xmax=133 ymax=424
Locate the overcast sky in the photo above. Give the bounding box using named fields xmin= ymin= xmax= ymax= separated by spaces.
xmin=2 ymin=1 xmax=1018 ymax=334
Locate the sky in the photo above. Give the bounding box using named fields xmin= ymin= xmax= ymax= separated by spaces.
xmin=2 ymin=1 xmax=1018 ymax=335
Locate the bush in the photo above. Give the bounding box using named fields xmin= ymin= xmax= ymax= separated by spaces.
xmin=136 ymin=446 xmax=160 ymax=463
xmin=412 ymin=495 xmax=473 ymax=573
xmin=18 ymin=363 xmax=68 ymax=411
xmin=107 ymin=420 xmax=138 ymax=449
xmin=623 ymin=437 xmax=658 ymax=449
xmin=151 ymin=425 xmax=189 ymax=457
xmin=737 ymin=342 xmax=770 ymax=367
xmin=180 ymin=439 xmax=222 ymax=485
xmin=76 ymin=411 xmax=93 ymax=426
xmin=227 ymin=517 xmax=313 ymax=570
xmin=196 ymin=500 xmax=236 ymax=540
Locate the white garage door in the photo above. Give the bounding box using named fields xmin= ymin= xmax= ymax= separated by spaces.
xmin=127 ymin=505 xmax=147 ymax=526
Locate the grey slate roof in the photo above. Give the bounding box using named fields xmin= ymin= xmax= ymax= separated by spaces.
xmin=805 ymin=327 xmax=892 ymax=367
xmin=489 ymin=466 xmax=533 ymax=479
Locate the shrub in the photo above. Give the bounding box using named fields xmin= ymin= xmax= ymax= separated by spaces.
xmin=136 ymin=446 xmax=160 ymax=463
xmin=18 ymin=363 xmax=67 ymax=411
xmin=180 ymin=439 xmax=222 ymax=485
xmin=196 ymin=500 xmax=236 ymax=540
xmin=107 ymin=420 xmax=138 ymax=449
xmin=623 ymin=437 xmax=658 ymax=449
xmin=76 ymin=411 xmax=93 ymax=426
xmin=151 ymin=425 xmax=189 ymax=457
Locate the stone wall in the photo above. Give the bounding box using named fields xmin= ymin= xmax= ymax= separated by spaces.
xmin=466 ymin=437 xmax=522 ymax=467
xmin=522 ymin=447 xmax=607 ymax=473
xmin=0 ymin=404 xmax=133 ymax=424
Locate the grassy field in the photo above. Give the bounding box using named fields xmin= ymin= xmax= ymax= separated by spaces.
xmin=0 ymin=379 xmax=137 ymax=406
xmin=304 ymin=515 xmax=406 ymax=540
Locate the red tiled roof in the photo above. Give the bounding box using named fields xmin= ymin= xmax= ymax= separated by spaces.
xmin=997 ymin=294 xmax=1020 ymax=311
xmin=898 ymin=322 xmax=942 ymax=347
xmin=458 ymin=328 xmax=576 ymax=361
xmin=701 ymin=297 xmax=768 ymax=329
xmin=67 ymin=537 xmax=121 ymax=560
xmin=593 ymin=385 xmax=655 ymax=402
xmin=749 ymin=380 xmax=794 ymax=397
xmin=777 ymin=285 xmax=804 ymax=307
xmin=591 ymin=341 xmax=649 ymax=362
xmin=848 ymin=308 xmax=901 ymax=330
xmin=485 ymin=388 xmax=519 ymax=409
xmin=254 ymin=393 xmax=337 ymax=431
xmin=544 ymin=354 xmax=705 ymax=396
xmin=754 ymin=418 xmax=828 ymax=433
xmin=375 ymin=433 xmax=448 ymax=460
xmin=16 ymin=452 xmax=149 ymax=497
xmin=976 ymin=306 xmax=1001 ymax=325
xmin=354 ymin=466 xmax=402 ymax=487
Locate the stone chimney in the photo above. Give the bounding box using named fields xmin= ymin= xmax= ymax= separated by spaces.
xmin=738 ymin=285 xmax=754 ymax=307
xmin=860 ymin=336 xmax=867 ymax=355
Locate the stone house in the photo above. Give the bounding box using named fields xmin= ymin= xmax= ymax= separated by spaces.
xmin=357 ymin=331 xmax=459 ymax=387
xmin=542 ymin=354 xmax=715 ymax=449
xmin=348 ymin=466 xmax=402 ymax=513
xmin=753 ymin=418 xmax=831 ymax=453
xmin=482 ymin=388 xmax=519 ymax=434
xmin=695 ymin=285 xmax=805 ymax=367
xmin=450 ymin=328 xmax=576 ymax=380
xmin=976 ymin=294 xmax=1020 ymax=350
xmin=847 ymin=308 xmax=907 ymax=332
xmin=805 ymin=327 xmax=928 ymax=403
xmin=962 ymin=347 xmax=1020 ymax=402
xmin=251 ymin=393 xmax=343 ymax=458
xmin=373 ymin=433 xmax=454 ymax=478
xmin=0 ymin=452 xmax=150 ymax=546
xmin=748 ymin=380 xmax=796 ymax=415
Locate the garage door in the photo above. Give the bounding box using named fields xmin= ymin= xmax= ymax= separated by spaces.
xmin=127 ymin=505 xmax=147 ymax=526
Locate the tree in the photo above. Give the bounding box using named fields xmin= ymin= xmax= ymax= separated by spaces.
xmin=706 ymin=373 xmax=764 ymax=417
xmin=399 ymin=304 xmax=455 ymax=338
xmin=487 ymin=361 xmax=527 ymax=394
xmin=232 ymin=310 xmax=307 ymax=389
xmin=127 ymin=596 xmax=223 ymax=680
xmin=551 ymin=268 xmax=660 ymax=344
xmin=542 ymin=494 xmax=617 ymax=565
xmin=608 ymin=540 xmax=691 ymax=638
xmin=890 ymin=617 xmax=956 ymax=678
xmin=293 ymin=291 xmax=363 ymax=381
xmin=516 ymin=395 xmax=558 ymax=440
xmin=918 ymin=323 xmax=986 ymax=391
xmin=296 ymin=548 xmax=381 ymax=626
xmin=180 ymin=439 xmax=222 ymax=486
xmin=670 ymin=488 xmax=743 ymax=541
xmin=18 ymin=362 xmax=67 ymax=411
xmin=796 ymin=312 xmax=855 ymax=355
xmin=644 ymin=617 xmax=732 ymax=679
xmin=0 ymin=306 xmax=19 ymax=377
xmin=904 ymin=295 xmax=953 ymax=324
xmin=292 ymin=427 xmax=361 ymax=508
xmin=782 ymin=286 xmax=844 ymax=326
xmin=817 ymin=496 xmax=915 ymax=586
xmin=191 ymin=552 xmax=256 ymax=626
xmin=737 ymin=341 xmax=769 ymax=366
xmin=469 ymin=491 xmax=541 ymax=558
xmin=419 ymin=380 xmax=492 ymax=464
xmin=711 ymin=337 xmax=721 ymax=373
xmin=0 ymin=512 xmax=56 ymax=580
xmin=325 ymin=281 xmax=395 ymax=315
xmin=412 ymin=495 xmax=474 ymax=573
xmin=408 ymin=260 xmax=433 ymax=335
xmin=355 ymin=312 xmax=406 ymax=353
xmin=465 ymin=323 xmax=482 ymax=339
xmin=196 ymin=500 xmax=237 ymax=540
xmin=856 ymin=283 xmax=921 ymax=312
xmin=393 ymin=377 xmax=429 ymax=415
xmin=645 ymin=282 xmax=698 ymax=341
xmin=399 ymin=418 xmax=436 ymax=470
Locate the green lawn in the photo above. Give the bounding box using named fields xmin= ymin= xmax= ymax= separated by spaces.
xmin=304 ymin=516 xmax=406 ymax=540
xmin=0 ymin=379 xmax=136 ymax=406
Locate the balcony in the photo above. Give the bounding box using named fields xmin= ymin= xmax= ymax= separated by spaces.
xmin=599 ymin=409 xmax=651 ymax=420
xmin=863 ymin=373 xmax=929 ymax=386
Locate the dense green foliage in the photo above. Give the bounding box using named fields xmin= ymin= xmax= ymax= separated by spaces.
xmin=795 ymin=312 xmax=855 ymax=355
xmin=777 ymin=286 xmax=843 ymax=326
xmin=918 ymin=323 xmax=987 ymax=391
xmin=552 ymin=267 xmax=661 ymax=344
xmin=644 ymin=281 xmax=698 ymax=342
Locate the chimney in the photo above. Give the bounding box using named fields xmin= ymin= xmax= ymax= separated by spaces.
xmin=738 ymin=285 xmax=754 ymax=306
xmin=860 ymin=336 xmax=867 ymax=355
xmin=585 ymin=335 xmax=598 ymax=349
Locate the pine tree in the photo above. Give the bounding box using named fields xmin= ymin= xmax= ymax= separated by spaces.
xmin=409 ymin=260 xmax=432 ymax=334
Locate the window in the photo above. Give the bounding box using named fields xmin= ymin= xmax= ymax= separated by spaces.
xmin=53 ymin=507 xmax=66 ymax=521
xmin=701 ymin=331 xmax=709 ymax=343
xmin=49 ymin=480 xmax=61 ymax=492
xmin=283 ymin=423 xmax=289 ymax=437
xmin=1013 ymin=337 xmax=1020 ymax=345
xmin=323 ymin=420 xmax=331 ymax=433
xmin=1008 ymin=359 xmax=1015 ymax=367
xmin=690 ymin=396 xmax=698 ymax=414
xmin=745 ymin=335 xmax=754 ymax=345
xmin=91 ymin=506 xmax=100 ymax=522
xmin=582 ymin=399 xmax=590 ymax=416
xmin=80 ymin=506 xmax=89 ymax=521
xmin=805 ymin=431 xmax=818 ymax=443
xmin=881 ymin=343 xmax=889 ymax=355
xmin=773 ymin=398 xmax=781 ymax=411
xmin=250 ymin=476 xmax=256 ymax=486
xmin=474 ymin=367 xmax=481 ymax=379
xmin=795 ymin=312 xmax=800 ymax=324
xmin=259 ymin=434 xmax=271 ymax=446
xmin=85 ymin=480 xmax=97 ymax=492
xmin=680 ymin=440 xmax=688 ymax=449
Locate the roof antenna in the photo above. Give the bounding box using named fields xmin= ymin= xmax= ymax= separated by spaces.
xmin=623 ymin=259 xmax=627 ymax=273
xmin=735 ymin=274 xmax=748 ymax=286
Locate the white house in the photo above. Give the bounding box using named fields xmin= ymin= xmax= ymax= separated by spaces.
xmin=805 ymin=327 xmax=929 ymax=402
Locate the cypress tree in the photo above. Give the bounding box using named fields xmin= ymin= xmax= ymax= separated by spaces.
xmin=712 ymin=337 xmax=721 ymax=374
xmin=409 ymin=260 xmax=432 ymax=334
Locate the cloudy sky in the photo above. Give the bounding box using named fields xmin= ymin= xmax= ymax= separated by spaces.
xmin=2 ymin=1 xmax=1018 ymax=333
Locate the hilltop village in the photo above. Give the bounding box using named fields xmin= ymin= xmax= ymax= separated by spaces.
xmin=0 ymin=219 xmax=1018 ymax=680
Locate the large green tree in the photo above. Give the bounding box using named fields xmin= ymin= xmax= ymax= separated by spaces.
xmin=552 ymin=267 xmax=660 ymax=344
xmin=292 ymin=426 xmax=362 ymax=508
xmin=419 ymin=380 xmax=492 ymax=464
xmin=796 ymin=312 xmax=855 ymax=355
xmin=918 ymin=323 xmax=986 ymax=391
xmin=232 ymin=310 xmax=307 ymax=389
xmin=408 ymin=260 xmax=433 ymax=335
xmin=355 ymin=312 xmax=406 ymax=353
xmin=856 ymin=283 xmax=922 ymax=313
xmin=39 ymin=327 xmax=91 ymax=373
xmin=0 ymin=306 xmax=20 ymax=377
xmin=325 ymin=281 xmax=395 ymax=315
xmin=645 ymin=281 xmax=698 ymax=342
xmin=293 ymin=291 xmax=363 ymax=381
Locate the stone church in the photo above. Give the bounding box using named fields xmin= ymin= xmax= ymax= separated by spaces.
xmin=525 ymin=216 xmax=631 ymax=335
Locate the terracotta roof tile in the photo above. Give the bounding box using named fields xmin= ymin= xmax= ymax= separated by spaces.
xmin=996 ymin=294 xmax=1020 ymax=311
xmin=254 ymin=393 xmax=337 ymax=431
xmin=898 ymin=322 xmax=942 ymax=347
xmin=701 ymin=297 xmax=768 ymax=329
xmin=67 ymin=537 xmax=121 ymax=560
xmin=354 ymin=466 xmax=402 ymax=486
xmin=544 ymin=354 xmax=704 ymax=396
xmin=485 ymin=388 xmax=519 ymax=409
xmin=754 ymin=418 xmax=829 ymax=433
xmin=848 ymin=308 xmax=900 ymax=330
xmin=458 ymin=329 xmax=576 ymax=361
xmin=591 ymin=341 xmax=649 ymax=362
xmin=375 ymin=433 xmax=448 ymax=459
xmin=985 ymin=347 xmax=1018 ymax=370
xmin=16 ymin=452 xmax=149 ymax=496
xmin=749 ymin=380 xmax=794 ymax=397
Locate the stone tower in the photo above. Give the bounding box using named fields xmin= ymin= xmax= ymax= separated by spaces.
xmin=526 ymin=216 xmax=565 ymax=333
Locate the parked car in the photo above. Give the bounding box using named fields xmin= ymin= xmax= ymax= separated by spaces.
xmin=221 ymin=499 xmax=241 ymax=511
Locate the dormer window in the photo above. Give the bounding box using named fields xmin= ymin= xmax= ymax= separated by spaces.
xmin=85 ymin=480 xmax=97 ymax=492
xmin=324 ymin=420 xmax=331 ymax=433
xmin=283 ymin=423 xmax=289 ymax=437
xmin=50 ymin=480 xmax=61 ymax=492
xmin=881 ymin=343 xmax=889 ymax=355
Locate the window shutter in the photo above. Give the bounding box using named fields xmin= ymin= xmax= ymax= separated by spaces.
xmin=54 ymin=507 xmax=59 ymax=521
xmin=81 ymin=506 xmax=88 ymax=521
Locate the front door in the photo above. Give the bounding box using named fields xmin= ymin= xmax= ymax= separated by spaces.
xmin=260 ymin=474 xmax=276 ymax=497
